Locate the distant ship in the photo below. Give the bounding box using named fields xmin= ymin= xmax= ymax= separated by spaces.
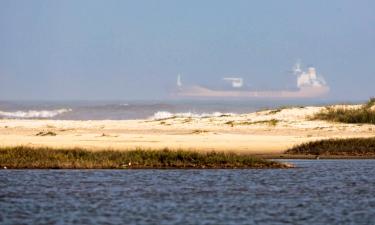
xmin=172 ymin=62 xmax=329 ymax=99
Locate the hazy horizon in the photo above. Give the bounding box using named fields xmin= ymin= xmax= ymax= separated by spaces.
xmin=1 ymin=0 xmax=374 ymax=101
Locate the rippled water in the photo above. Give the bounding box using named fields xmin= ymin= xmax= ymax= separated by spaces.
xmin=0 ymin=100 xmax=330 ymax=120
xmin=1 ymin=160 xmax=375 ymax=224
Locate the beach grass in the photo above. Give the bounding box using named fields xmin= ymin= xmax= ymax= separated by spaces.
xmin=225 ymin=119 xmax=279 ymax=127
xmin=0 ymin=146 xmax=288 ymax=169
xmin=285 ymin=137 xmax=375 ymax=156
xmin=313 ymin=98 xmax=375 ymax=124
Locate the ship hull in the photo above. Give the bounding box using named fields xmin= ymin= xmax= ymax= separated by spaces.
xmin=173 ymin=85 xmax=330 ymax=99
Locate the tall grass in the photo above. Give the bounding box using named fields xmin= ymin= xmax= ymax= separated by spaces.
xmin=0 ymin=147 xmax=287 ymax=169
xmin=285 ymin=137 xmax=375 ymax=156
xmin=313 ymin=98 xmax=375 ymax=124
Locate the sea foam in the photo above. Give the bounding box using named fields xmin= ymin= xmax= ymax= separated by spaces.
xmin=0 ymin=108 xmax=72 ymax=119
xmin=151 ymin=111 xmax=235 ymax=120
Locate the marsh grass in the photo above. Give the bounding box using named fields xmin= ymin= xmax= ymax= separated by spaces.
xmin=285 ymin=137 xmax=375 ymax=156
xmin=0 ymin=147 xmax=286 ymax=169
xmin=313 ymin=98 xmax=375 ymax=124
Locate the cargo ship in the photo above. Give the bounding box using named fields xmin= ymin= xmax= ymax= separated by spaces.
xmin=172 ymin=62 xmax=329 ymax=99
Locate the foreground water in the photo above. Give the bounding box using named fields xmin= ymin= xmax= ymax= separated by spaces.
xmin=1 ymin=160 xmax=375 ymax=224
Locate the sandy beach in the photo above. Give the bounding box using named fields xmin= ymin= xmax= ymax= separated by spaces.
xmin=1 ymin=105 xmax=374 ymax=154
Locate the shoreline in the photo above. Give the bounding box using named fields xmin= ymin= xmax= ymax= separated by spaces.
xmin=0 ymin=147 xmax=290 ymax=169
xmin=2 ymin=147 xmax=375 ymax=171
xmin=0 ymin=105 xmax=374 ymax=156
xmin=264 ymin=154 xmax=375 ymax=160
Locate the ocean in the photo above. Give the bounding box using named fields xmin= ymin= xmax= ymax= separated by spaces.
xmin=0 ymin=99 xmax=335 ymax=120
xmin=1 ymin=160 xmax=374 ymax=224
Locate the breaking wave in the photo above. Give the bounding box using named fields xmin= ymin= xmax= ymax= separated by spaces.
xmin=0 ymin=108 xmax=72 ymax=119
xmin=151 ymin=111 xmax=235 ymax=120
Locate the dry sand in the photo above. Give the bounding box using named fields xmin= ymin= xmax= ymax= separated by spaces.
xmin=0 ymin=105 xmax=374 ymax=154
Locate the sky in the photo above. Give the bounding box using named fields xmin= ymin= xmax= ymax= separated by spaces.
xmin=0 ymin=0 xmax=374 ymax=101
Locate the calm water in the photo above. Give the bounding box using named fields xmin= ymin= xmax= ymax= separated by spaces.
xmin=1 ymin=160 xmax=375 ymax=225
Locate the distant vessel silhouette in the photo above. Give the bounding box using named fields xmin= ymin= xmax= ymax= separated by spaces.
xmin=172 ymin=62 xmax=329 ymax=99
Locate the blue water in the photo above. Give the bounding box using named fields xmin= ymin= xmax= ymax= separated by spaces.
xmin=1 ymin=160 xmax=375 ymax=224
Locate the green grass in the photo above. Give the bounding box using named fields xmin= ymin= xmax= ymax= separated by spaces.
xmin=365 ymin=97 xmax=375 ymax=108
xmin=285 ymin=137 xmax=375 ymax=156
xmin=313 ymin=98 xmax=375 ymax=124
xmin=0 ymin=147 xmax=288 ymax=169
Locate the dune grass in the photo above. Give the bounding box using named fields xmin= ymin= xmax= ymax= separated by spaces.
xmin=0 ymin=146 xmax=288 ymax=169
xmin=225 ymin=119 xmax=279 ymax=127
xmin=313 ymin=98 xmax=375 ymax=124
xmin=285 ymin=137 xmax=375 ymax=156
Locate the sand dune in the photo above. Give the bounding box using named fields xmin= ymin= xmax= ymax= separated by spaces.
xmin=0 ymin=105 xmax=374 ymax=154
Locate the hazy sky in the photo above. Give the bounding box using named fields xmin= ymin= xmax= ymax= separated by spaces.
xmin=0 ymin=0 xmax=374 ymax=100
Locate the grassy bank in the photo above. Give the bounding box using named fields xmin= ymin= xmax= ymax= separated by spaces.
xmin=313 ymin=98 xmax=375 ymax=124
xmin=285 ymin=137 xmax=375 ymax=156
xmin=0 ymin=147 xmax=288 ymax=169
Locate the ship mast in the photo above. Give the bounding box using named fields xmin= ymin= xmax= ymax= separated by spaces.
xmin=177 ymin=74 xmax=182 ymax=87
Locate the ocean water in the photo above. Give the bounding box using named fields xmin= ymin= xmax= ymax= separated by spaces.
xmin=0 ymin=99 xmax=334 ymax=120
xmin=1 ymin=160 xmax=375 ymax=225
